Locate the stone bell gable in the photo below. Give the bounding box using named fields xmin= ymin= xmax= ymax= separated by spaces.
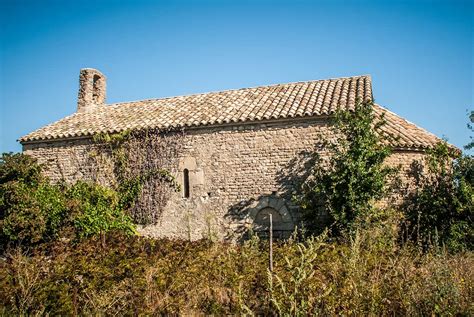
xmin=77 ymin=68 xmax=107 ymax=113
xmin=20 ymin=69 xmax=442 ymax=241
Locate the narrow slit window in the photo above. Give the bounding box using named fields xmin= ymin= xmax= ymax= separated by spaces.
xmin=183 ymin=169 xmax=190 ymax=198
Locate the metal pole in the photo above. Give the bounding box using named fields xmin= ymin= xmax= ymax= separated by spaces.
xmin=269 ymin=213 xmax=273 ymax=272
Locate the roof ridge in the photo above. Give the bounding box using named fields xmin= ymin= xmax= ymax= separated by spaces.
xmin=107 ymin=74 xmax=372 ymax=107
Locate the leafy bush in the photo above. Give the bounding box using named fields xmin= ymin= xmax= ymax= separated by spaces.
xmin=405 ymin=142 xmax=473 ymax=251
xmin=297 ymin=100 xmax=396 ymax=235
xmin=0 ymin=153 xmax=135 ymax=248
xmin=67 ymin=181 xmax=135 ymax=240
xmin=0 ymin=154 xmax=67 ymax=246
xmin=0 ymin=152 xmax=43 ymax=185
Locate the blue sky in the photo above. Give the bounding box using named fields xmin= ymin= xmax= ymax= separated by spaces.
xmin=0 ymin=0 xmax=472 ymax=153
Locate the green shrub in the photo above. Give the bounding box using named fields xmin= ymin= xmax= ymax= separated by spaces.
xmin=405 ymin=142 xmax=473 ymax=251
xmin=67 ymin=181 xmax=135 ymax=240
xmin=268 ymin=232 xmax=329 ymax=316
xmin=0 ymin=153 xmax=135 ymax=248
xmin=0 ymin=154 xmax=67 ymax=246
xmin=0 ymin=152 xmax=43 ymax=185
xmin=297 ymin=100 xmax=396 ymax=235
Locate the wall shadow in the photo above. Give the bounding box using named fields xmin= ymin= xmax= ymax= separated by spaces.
xmin=223 ymin=149 xmax=319 ymax=242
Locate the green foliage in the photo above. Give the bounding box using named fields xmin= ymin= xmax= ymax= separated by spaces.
xmin=268 ymin=232 xmax=329 ymax=316
xmin=67 ymin=182 xmax=135 ymax=239
xmin=0 ymin=154 xmax=67 ymax=246
xmin=298 ymin=100 xmax=396 ymax=235
xmin=93 ymin=130 xmax=132 ymax=183
xmin=0 ymin=152 xmax=43 ymax=186
xmin=0 ymin=153 xmax=135 ymax=248
xmin=465 ymin=110 xmax=474 ymax=150
xmin=405 ymin=142 xmax=473 ymax=251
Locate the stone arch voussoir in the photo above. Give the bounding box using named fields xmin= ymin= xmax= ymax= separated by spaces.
xmin=248 ymin=196 xmax=294 ymax=231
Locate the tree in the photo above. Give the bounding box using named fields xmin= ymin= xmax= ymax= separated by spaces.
xmin=464 ymin=110 xmax=474 ymax=151
xmin=0 ymin=153 xmax=67 ymax=247
xmin=297 ymin=100 xmax=396 ymax=235
xmin=402 ymin=111 xmax=474 ymax=251
xmin=405 ymin=141 xmax=473 ymax=251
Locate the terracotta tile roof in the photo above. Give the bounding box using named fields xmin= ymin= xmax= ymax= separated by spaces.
xmin=19 ymin=75 xmax=440 ymax=149
xmin=374 ymin=105 xmax=441 ymax=149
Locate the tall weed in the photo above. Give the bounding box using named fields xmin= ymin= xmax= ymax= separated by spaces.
xmin=1 ymin=232 xmax=472 ymax=315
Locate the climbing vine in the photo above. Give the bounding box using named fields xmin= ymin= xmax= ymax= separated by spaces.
xmin=91 ymin=128 xmax=184 ymax=225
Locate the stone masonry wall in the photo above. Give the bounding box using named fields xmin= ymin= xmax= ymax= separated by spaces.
xmin=23 ymin=119 xmax=427 ymax=241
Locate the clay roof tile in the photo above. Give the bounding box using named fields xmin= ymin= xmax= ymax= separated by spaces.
xmin=19 ymin=75 xmax=442 ymax=150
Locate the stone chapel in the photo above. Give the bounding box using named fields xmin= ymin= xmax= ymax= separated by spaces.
xmin=20 ymin=68 xmax=441 ymax=240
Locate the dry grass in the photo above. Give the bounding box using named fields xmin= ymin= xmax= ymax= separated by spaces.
xmin=1 ymin=231 xmax=473 ymax=315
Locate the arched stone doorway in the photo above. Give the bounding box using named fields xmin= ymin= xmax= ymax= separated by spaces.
xmin=249 ymin=196 xmax=295 ymax=239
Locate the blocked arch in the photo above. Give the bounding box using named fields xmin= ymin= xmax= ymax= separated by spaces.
xmin=248 ymin=196 xmax=295 ymax=237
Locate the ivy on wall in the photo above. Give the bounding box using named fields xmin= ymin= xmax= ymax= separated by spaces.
xmin=91 ymin=128 xmax=184 ymax=225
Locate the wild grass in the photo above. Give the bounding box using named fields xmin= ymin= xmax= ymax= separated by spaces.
xmin=1 ymin=229 xmax=472 ymax=315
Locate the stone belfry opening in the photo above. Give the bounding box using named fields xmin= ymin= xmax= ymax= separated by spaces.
xmin=77 ymin=68 xmax=106 ymax=113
